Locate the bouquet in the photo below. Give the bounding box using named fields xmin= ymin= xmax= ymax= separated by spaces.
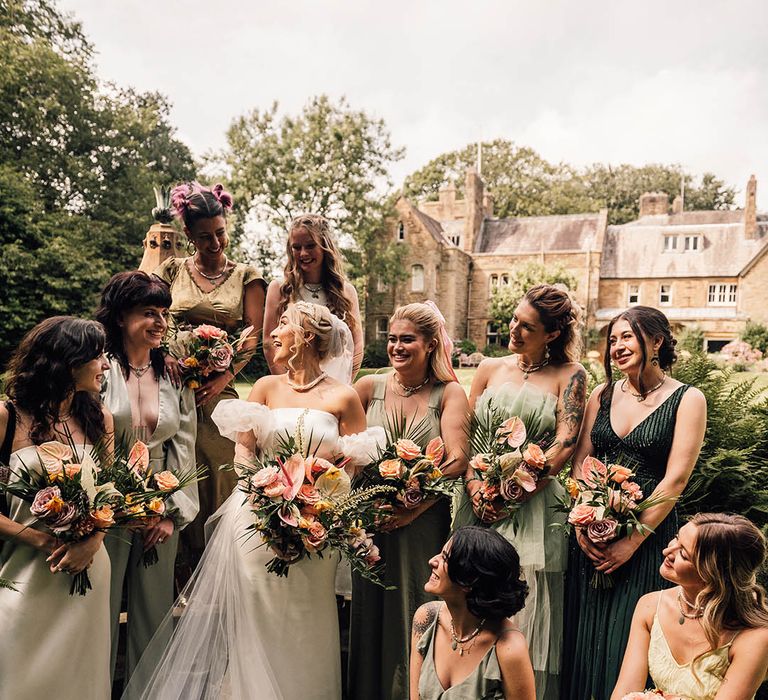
xmin=168 ymin=323 xmax=254 ymax=389
xmin=467 ymin=400 xmax=553 ymax=526
xmin=622 ymin=691 xmax=686 ymax=700
xmin=97 ymin=439 xmax=206 ymax=567
xmin=236 ymin=433 xmax=394 ymax=584
xmin=354 ymin=413 xmax=455 ymax=518
xmin=557 ymin=456 xmax=674 ymax=588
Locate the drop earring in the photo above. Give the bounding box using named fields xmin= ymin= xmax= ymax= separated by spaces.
xmin=651 ymin=353 xmax=659 ymax=367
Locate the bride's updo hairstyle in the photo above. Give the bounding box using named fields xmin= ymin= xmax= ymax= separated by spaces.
xmin=389 ymin=302 xmax=457 ymax=384
xmin=5 ymin=316 xmax=106 ymax=444
xmin=170 ymin=181 xmax=233 ymax=231
xmin=447 ymin=526 xmax=529 ymax=620
xmin=283 ymin=301 xmax=336 ymax=371
xmin=523 ymin=284 xmax=583 ymax=364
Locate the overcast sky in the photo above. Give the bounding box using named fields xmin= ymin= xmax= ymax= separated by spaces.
xmin=59 ymin=0 xmax=768 ymax=209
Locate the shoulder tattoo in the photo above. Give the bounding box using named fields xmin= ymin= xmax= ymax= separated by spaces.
xmin=413 ymin=602 xmax=440 ymax=643
xmin=559 ymin=369 xmax=587 ymax=448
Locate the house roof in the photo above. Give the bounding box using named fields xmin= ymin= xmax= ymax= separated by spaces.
xmin=475 ymin=213 xmax=602 ymax=254
xmin=601 ymin=213 xmax=768 ymax=278
xmin=410 ymin=207 xmax=452 ymax=247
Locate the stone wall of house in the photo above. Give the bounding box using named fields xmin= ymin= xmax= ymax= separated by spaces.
xmin=740 ymin=252 xmax=768 ymax=325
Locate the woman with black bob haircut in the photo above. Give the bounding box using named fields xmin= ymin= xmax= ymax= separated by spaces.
xmin=0 ymin=316 xmax=114 ymax=699
xmin=410 ymin=526 xmax=536 ymax=699
xmin=95 ymin=270 xmax=198 ymax=691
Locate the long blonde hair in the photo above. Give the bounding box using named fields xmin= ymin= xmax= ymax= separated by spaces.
xmin=278 ymin=214 xmax=355 ymax=332
xmin=689 ymin=513 xmax=768 ymax=655
xmin=390 ymin=303 xmax=457 ymax=384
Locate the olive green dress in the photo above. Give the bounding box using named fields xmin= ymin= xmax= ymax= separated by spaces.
xmin=154 ymin=256 xmax=264 ymax=559
xmin=348 ymin=375 xmax=451 ymax=700
xmin=416 ymin=604 xmax=506 ymax=700
xmin=561 ymin=384 xmax=690 ymax=700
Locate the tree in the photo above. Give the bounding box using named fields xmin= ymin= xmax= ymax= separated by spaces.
xmin=219 ymin=95 xmax=405 ymax=295
xmin=488 ymin=262 xmax=578 ymax=332
xmin=742 ymin=322 xmax=768 ymax=355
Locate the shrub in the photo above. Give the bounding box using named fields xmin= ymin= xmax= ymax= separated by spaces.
xmin=362 ymin=340 xmax=389 ymax=368
xmin=457 ymin=338 xmax=477 ymax=354
xmin=716 ymin=340 xmax=763 ymax=371
xmin=678 ymin=326 xmax=705 ymax=354
xmin=482 ymin=344 xmax=511 ymax=358
xmin=743 ymin=322 xmax=768 ymax=355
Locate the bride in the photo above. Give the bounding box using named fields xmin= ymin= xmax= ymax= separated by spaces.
xmin=123 ymin=301 xmax=373 ymax=700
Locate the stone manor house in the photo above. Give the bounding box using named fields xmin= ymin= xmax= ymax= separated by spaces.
xmin=366 ymin=170 xmax=768 ymax=352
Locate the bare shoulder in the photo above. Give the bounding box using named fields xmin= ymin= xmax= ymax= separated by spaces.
xmin=679 ymin=384 xmax=706 ymax=409
xmin=588 ymin=382 xmax=606 ymax=403
xmin=343 ymin=281 xmax=359 ymax=302
xmin=412 ymin=601 xmax=441 ymax=633
xmin=732 ymin=624 xmax=768 ymax=653
xmin=635 ymin=590 xmax=661 ymax=618
xmin=101 ymin=406 xmax=114 ymax=432
xmin=443 ymin=381 xmax=469 ymax=402
xmin=249 ymin=374 xmax=279 ymax=401
xmin=354 ymin=373 xmax=376 ymax=393
xmin=477 ymin=356 xmax=506 ymax=373
xmin=558 ymin=361 xmax=587 ymax=381
xmin=495 ymin=626 xmax=532 ymax=664
xmin=266 ymin=279 xmax=282 ymax=296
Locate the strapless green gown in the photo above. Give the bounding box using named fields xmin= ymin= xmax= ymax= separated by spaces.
xmin=560 ymin=384 xmax=690 ymax=700
xmin=453 ymin=381 xmax=567 ymax=700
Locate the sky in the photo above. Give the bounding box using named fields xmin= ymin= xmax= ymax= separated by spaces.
xmin=58 ymin=0 xmax=768 ymax=209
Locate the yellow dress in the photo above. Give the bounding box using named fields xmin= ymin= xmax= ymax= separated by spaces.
xmin=154 ymin=256 xmax=265 ymax=556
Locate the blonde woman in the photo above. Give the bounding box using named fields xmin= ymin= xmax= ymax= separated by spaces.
xmin=263 ymin=214 xmax=363 ymax=378
xmin=348 ymin=302 xmax=470 ymax=700
xmin=612 ymin=513 xmax=768 ymax=700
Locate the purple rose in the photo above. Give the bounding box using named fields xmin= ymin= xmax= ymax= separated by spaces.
xmin=401 ymin=487 xmax=424 ymax=509
xmin=208 ymin=343 xmax=234 ymax=372
xmin=587 ymin=518 xmax=619 ymax=544
xmin=500 ymin=477 xmax=524 ymax=503
xmin=30 ymin=486 xmax=62 ymax=518
xmin=49 ymin=502 xmax=79 ymax=533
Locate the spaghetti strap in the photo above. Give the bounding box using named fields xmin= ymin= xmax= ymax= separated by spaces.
xmin=371 ymin=373 xmax=387 ymax=401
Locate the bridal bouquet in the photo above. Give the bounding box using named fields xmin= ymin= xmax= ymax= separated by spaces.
xmin=236 ymin=434 xmax=394 ymax=584
xmin=167 ymin=323 xmax=254 ymax=389
xmin=556 ymin=456 xmax=674 ymax=588
xmin=97 ymin=439 xmax=206 ymax=567
xmin=467 ymin=400 xmax=553 ymax=525
xmin=622 ymin=691 xmax=685 ymax=699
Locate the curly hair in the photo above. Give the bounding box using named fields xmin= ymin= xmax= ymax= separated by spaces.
xmin=170 ymin=181 xmax=233 ymax=230
xmin=523 ymin=284 xmax=583 ymax=364
xmin=447 ymin=526 xmax=529 ymax=620
xmin=277 ymin=214 xmax=355 ymax=332
xmin=5 ymin=317 xmax=106 ymax=444
xmin=601 ymin=305 xmax=678 ymax=401
xmin=94 ymin=271 xmax=172 ymax=380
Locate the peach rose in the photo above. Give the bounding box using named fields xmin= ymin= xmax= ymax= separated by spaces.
xmin=154 ymin=470 xmax=180 ymax=492
xmin=568 ymin=503 xmax=597 ymax=526
xmin=470 ymin=453 xmax=491 ymax=473
xmin=251 ymin=466 xmax=280 ymax=489
xmin=296 ymin=484 xmax=321 ymax=506
xmin=496 ymin=416 xmax=527 ymax=448
xmin=64 ymin=464 xmax=82 ymax=478
xmin=302 ymin=521 xmax=328 ymax=552
xmin=263 ymin=479 xmax=287 ymax=499
xmin=379 ymin=458 xmax=406 ymax=480
xmin=91 ymin=505 xmax=115 ymax=528
xmin=193 ymin=324 xmax=227 ymax=341
xmin=129 ymin=441 xmax=150 ymax=475
xmin=425 ymin=437 xmax=445 ymax=466
xmin=621 ymin=480 xmax=644 ymax=501
xmin=395 ymin=439 xmax=422 ymax=461
xmin=522 ymin=443 xmax=546 ymax=470
xmin=147 ymin=497 xmax=166 ymax=515
xmin=481 ymin=483 xmax=500 ymax=501
xmin=37 ymin=441 xmax=74 ymax=474
xmin=582 ymin=456 xmax=608 ymax=488
xmin=609 ymin=464 xmax=633 ymax=484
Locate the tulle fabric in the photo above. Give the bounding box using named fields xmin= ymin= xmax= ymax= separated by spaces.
xmin=210 ymin=400 xmax=274 ymax=445
xmin=321 ymin=311 xmax=355 ymax=384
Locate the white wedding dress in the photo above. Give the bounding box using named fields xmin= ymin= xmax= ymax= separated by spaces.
xmin=124 ymin=402 xmax=376 ymax=700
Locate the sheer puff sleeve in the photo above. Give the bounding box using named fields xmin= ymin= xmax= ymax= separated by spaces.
xmin=336 ymin=426 xmax=386 ymax=469
xmin=211 ymin=399 xmax=275 ymax=449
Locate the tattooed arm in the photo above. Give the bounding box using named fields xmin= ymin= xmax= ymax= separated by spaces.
xmin=549 ymin=363 xmax=588 ymax=476
xmin=409 ymin=601 xmax=440 ymax=699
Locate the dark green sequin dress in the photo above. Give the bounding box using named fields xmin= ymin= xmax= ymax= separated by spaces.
xmin=561 ymin=384 xmax=690 ymax=700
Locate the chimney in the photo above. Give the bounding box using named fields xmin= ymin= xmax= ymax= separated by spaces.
xmin=671 ymin=195 xmax=683 ymax=215
xmin=438 ymin=183 xmax=456 ymax=218
xmin=483 ymin=191 xmax=495 ymax=217
xmin=639 ymin=192 xmax=669 ymax=218
xmin=464 ymin=168 xmax=484 ymax=253
xmin=745 ymin=175 xmax=757 ymax=239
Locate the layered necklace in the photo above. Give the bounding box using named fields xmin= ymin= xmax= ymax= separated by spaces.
xmin=676 ymin=590 xmax=704 ymax=625
xmin=392 ymin=373 xmax=429 ymax=397
xmin=193 ymin=255 xmax=229 ymax=281
xmin=303 ymin=283 xmax=324 ymax=300
xmin=621 ymin=374 xmax=666 ymax=402
xmin=518 ymin=355 xmax=548 ymax=380
xmin=286 ymin=371 xmax=328 ymax=392
xmin=128 ymin=358 xmax=153 ymax=442
xmin=449 ymin=616 xmax=486 ymax=656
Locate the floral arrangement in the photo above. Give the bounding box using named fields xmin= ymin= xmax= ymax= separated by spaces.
xmin=236 ymin=433 xmax=394 ymax=583
xmin=622 ymin=691 xmax=685 ymax=699
xmin=168 ymin=323 xmax=254 ymax=389
xmin=557 ymin=456 xmax=674 ymax=588
xmin=467 ymin=400 xmax=553 ymax=525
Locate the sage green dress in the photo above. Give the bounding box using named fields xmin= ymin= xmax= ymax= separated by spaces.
xmin=416 ymin=604 xmax=506 ymax=700
xmin=348 ymin=375 xmax=451 ymax=700
xmin=452 ymin=381 xmax=567 ymax=700
xmin=154 ymin=256 xmax=264 ymax=560
xmin=561 ymin=384 xmax=690 ymax=700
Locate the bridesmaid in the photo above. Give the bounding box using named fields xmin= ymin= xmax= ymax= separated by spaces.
xmin=263 ymin=213 xmax=363 ymax=377
xmin=155 ymin=181 xmax=265 ymax=568
xmin=561 ymin=306 xmax=707 ymax=700
xmin=348 ymin=301 xmax=470 ymax=700
xmin=456 ymin=284 xmax=587 ymax=700
xmin=0 ymin=317 xmax=113 ymax=699
xmin=95 ymin=271 xmax=198 ymax=688
xmin=612 ymin=513 xmax=768 ymax=700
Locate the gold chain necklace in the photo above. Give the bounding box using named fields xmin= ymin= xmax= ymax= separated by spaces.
xmin=621 ymin=375 xmax=666 ymax=402
xmin=449 ymin=616 xmax=486 ymax=656
xmin=392 ymin=373 xmax=429 ymax=397
xmin=193 ymin=255 xmax=229 ymax=281
xmin=518 ymin=356 xmax=548 ymax=380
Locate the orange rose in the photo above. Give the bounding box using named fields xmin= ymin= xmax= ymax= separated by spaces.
xmin=523 ymin=443 xmax=546 ymax=470
xmin=379 ymin=458 xmax=406 ymax=479
xmin=608 ymin=464 xmax=633 ymax=484
xmin=395 ymin=439 xmax=421 ymax=461
xmin=470 ymin=453 xmax=491 ymax=473
xmin=425 ymin=437 xmax=445 ymax=466
xmin=147 ymin=497 xmax=166 ymax=515
xmin=154 ymin=470 xmax=180 ymax=492
xmin=91 ymin=505 xmax=115 ymax=528
xmin=302 ymin=521 xmax=328 ymax=552
xmin=621 ymin=480 xmax=644 ymax=501
xmin=264 ymin=479 xmax=287 ymax=499
xmin=568 ymin=503 xmax=597 ymax=526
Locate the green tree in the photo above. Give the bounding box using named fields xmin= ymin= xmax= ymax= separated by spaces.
xmin=742 ymin=322 xmax=768 ymax=355
xmin=488 ymin=262 xmax=578 ymax=330
xmin=219 ymin=95 xmax=405 ymax=299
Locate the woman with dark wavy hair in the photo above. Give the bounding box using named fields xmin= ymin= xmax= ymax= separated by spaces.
xmin=561 ymin=306 xmax=707 ymax=700
xmin=0 ymin=316 xmax=113 ymax=699
xmin=95 ymin=271 xmax=198 ymax=690
xmin=410 ymin=526 xmax=535 ymax=699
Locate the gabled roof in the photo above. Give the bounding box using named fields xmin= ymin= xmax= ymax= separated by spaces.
xmin=411 ymin=207 xmax=452 ymax=246
xmin=476 ymin=213 xmax=602 ymax=254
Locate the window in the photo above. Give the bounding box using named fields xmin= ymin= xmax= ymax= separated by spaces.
xmin=434 ymin=265 xmax=440 ymax=293
xmin=500 ymin=274 xmax=509 ymax=286
xmin=489 ymin=274 xmax=499 ymax=297
xmin=659 ymin=284 xmax=672 ymax=305
xmin=376 ymin=276 xmax=388 ymax=293
xmin=449 ymin=234 xmax=461 ymax=246
xmin=410 ymin=264 xmax=424 ymax=292
xmin=708 ymin=283 xmax=737 ymax=306
xmin=376 ymin=317 xmax=388 ymax=340
xmin=486 ymin=322 xmax=503 ymax=346
xmin=627 ymin=284 xmax=640 ymax=305
xmin=397 ymin=222 xmax=405 ymax=241
xmin=664 ymin=235 xmax=678 ymax=252
xmin=684 ymin=235 xmax=700 ymax=251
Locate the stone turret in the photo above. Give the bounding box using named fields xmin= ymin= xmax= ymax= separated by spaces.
xmin=138 ymin=186 xmax=183 ymax=273
xmin=745 ymin=175 xmax=757 ymax=239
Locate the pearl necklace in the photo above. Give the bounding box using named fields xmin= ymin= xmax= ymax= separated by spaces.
xmin=676 ymin=591 xmax=704 ymax=625
xmin=193 ymin=255 xmax=229 ymax=281
xmin=393 ymin=374 xmax=429 ymax=397
xmin=450 ymin=616 xmax=486 ymax=656
xmin=621 ymin=375 xmax=666 ymax=402
xmin=286 ymin=372 xmax=327 ymax=392
xmin=518 ymin=356 xmax=548 ymax=380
